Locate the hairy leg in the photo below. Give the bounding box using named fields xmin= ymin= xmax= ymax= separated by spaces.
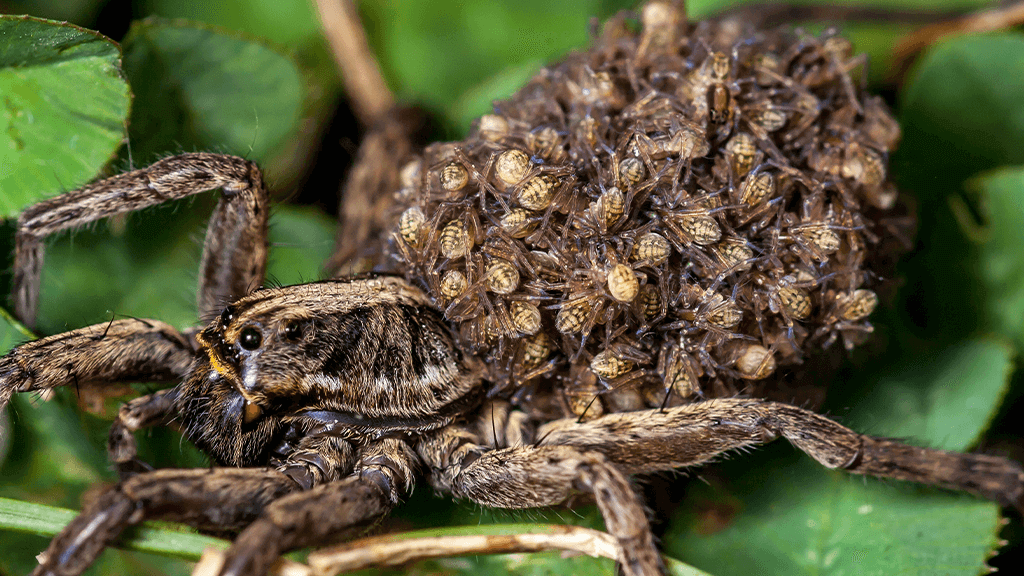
xmin=34 ymin=433 xmax=408 ymax=576
xmin=419 ymin=429 xmax=664 ymax=576
xmin=0 ymin=319 xmax=194 ymax=411
xmin=218 ymin=438 xmax=419 ymax=576
xmin=107 ymin=388 xmax=180 ymax=478
xmin=33 ymin=468 xmax=298 ymax=576
xmin=536 ymin=398 xmax=1024 ymax=510
xmin=13 ymin=152 xmax=269 ymax=327
xmin=217 ymin=476 xmax=391 ymax=576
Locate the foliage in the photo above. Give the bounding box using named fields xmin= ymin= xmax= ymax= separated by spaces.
xmin=1 ymin=1 xmax=1023 ymax=575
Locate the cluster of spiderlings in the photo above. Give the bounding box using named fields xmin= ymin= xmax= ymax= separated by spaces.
xmin=385 ymin=2 xmax=903 ymax=419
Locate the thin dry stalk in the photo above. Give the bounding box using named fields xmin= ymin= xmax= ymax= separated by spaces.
xmin=312 ymin=0 xmax=394 ymax=123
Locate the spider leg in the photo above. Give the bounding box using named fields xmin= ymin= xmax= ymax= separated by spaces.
xmin=14 ymin=152 xmax=269 ymax=327
xmin=536 ymin=398 xmax=1024 ymax=511
xmin=419 ymin=429 xmax=664 ymax=576
xmin=217 ymin=476 xmax=391 ymax=576
xmin=33 ymin=468 xmax=298 ymax=576
xmin=217 ymin=438 xmax=418 ymax=576
xmin=107 ymin=387 xmax=180 ymax=478
xmin=326 ymin=110 xmax=421 ymax=275
xmin=0 ymin=318 xmax=194 ymax=412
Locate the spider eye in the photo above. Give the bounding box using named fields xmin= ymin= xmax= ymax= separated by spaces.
xmin=283 ymin=320 xmax=304 ymax=341
xmin=220 ymin=306 xmax=236 ymax=325
xmin=239 ymin=327 xmax=262 ymax=350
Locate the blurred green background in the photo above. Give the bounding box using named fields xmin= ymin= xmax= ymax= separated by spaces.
xmin=2 ymin=0 xmax=1024 ymax=575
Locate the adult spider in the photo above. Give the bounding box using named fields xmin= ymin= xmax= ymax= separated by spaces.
xmin=3 ymin=1 xmax=1024 ymax=576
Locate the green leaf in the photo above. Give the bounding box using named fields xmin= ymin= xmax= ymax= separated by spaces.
xmin=663 ymin=336 xmax=1013 ymax=575
xmin=900 ymin=33 xmax=1024 ymax=185
xmin=363 ymin=0 xmax=635 ymax=128
xmin=964 ymin=167 xmax=1024 ymax=349
xmin=665 ymin=445 xmax=1002 ymax=576
xmin=833 ymin=338 xmax=1014 ymax=450
xmin=121 ymin=19 xmax=306 ymax=166
xmin=0 ymin=497 xmax=228 ymax=559
xmin=0 ymin=16 xmax=129 ymax=219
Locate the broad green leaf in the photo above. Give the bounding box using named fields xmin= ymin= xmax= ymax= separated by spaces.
xmin=889 ymin=32 xmax=1024 ymax=345
xmin=833 ymin=338 xmax=1014 ymax=450
xmin=121 ymin=19 xmax=306 ymax=166
xmin=964 ymin=167 xmax=1024 ymax=349
xmin=363 ymin=0 xmax=635 ymax=128
xmin=664 ymin=337 xmax=1012 ymax=575
xmin=665 ymin=445 xmax=1002 ymax=576
xmin=900 ymin=33 xmax=1024 ymax=186
xmin=0 ymin=16 xmax=129 ymax=218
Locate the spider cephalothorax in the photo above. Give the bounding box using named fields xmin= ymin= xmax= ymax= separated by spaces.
xmin=1 ymin=3 xmax=1023 ymax=576
xmin=177 ymin=278 xmax=485 ymax=468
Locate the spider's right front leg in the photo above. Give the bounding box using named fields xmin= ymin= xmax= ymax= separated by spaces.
xmin=32 ymin=467 xmax=300 ymax=576
xmin=13 ymin=152 xmax=270 ymax=327
xmin=0 ymin=318 xmax=194 ymax=412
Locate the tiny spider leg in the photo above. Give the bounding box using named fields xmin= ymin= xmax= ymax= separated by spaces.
xmin=13 ymin=152 xmax=270 ymax=328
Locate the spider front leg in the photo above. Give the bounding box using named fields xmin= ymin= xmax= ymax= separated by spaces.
xmin=0 ymin=318 xmax=194 ymax=410
xmin=33 ymin=468 xmax=299 ymax=576
xmin=215 ymin=438 xmax=417 ymax=576
xmin=13 ymin=152 xmax=269 ymax=327
xmin=3 ymin=152 xmax=270 ymax=411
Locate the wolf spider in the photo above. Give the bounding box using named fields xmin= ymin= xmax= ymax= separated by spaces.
xmin=3 ymin=4 xmax=1024 ymax=576
xmin=1 ymin=151 xmax=1023 ymax=576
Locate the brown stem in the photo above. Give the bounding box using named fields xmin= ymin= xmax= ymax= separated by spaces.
xmin=891 ymin=1 xmax=1024 ymax=85
xmin=312 ymin=0 xmax=395 ymax=124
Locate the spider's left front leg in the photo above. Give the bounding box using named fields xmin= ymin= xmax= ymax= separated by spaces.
xmin=33 ymin=467 xmax=299 ymax=576
xmin=36 ymin=436 xmax=416 ymax=576
xmin=3 ymin=153 xmax=270 ymax=414
xmin=537 ymin=398 xmax=1024 ymax=511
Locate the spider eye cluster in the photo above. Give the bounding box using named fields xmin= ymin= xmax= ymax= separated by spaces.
xmin=385 ymin=16 xmax=906 ymax=418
